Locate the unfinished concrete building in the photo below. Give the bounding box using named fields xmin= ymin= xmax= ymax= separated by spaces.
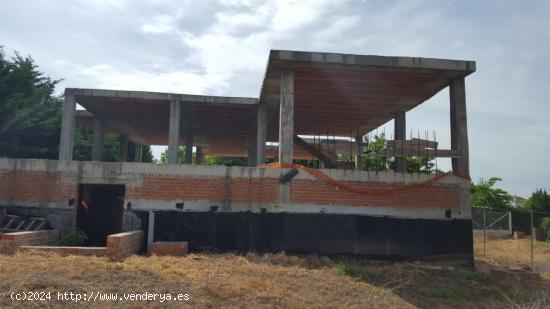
xmin=0 ymin=50 xmax=476 ymax=262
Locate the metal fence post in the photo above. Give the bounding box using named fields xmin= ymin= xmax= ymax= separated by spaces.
xmin=483 ymin=207 xmax=486 ymax=258
xmin=508 ymin=211 xmax=514 ymax=239
xmin=530 ymin=209 xmax=534 ymax=270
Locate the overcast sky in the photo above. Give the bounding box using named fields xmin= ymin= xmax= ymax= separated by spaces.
xmin=1 ymin=0 xmax=549 ymax=197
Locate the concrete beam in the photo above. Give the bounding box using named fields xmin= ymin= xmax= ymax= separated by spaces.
xmin=168 ymin=99 xmax=181 ymax=164
xmin=58 ymin=92 xmax=76 ymax=160
xmin=255 ymin=104 xmax=267 ymax=165
xmin=450 ymin=77 xmax=469 ymax=175
xmin=185 ymin=130 xmax=194 ymax=164
xmin=91 ymin=117 xmax=104 ymax=161
xmin=134 ymin=144 xmax=143 ymax=162
xmin=269 ymin=50 xmax=476 ymax=73
xmin=278 ymin=70 xmax=294 ymax=164
xmin=119 ymin=134 xmax=128 ymax=162
xmin=394 ymin=112 xmax=406 ymax=172
xmin=66 ymin=88 xmax=258 ymax=105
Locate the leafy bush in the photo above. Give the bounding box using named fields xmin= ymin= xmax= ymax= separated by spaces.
xmin=58 ymin=229 xmax=88 ymax=246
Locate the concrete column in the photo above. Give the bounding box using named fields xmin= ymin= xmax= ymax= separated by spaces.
xmin=355 ymin=135 xmax=363 ymax=170
xmin=256 ymin=104 xmax=267 ymax=165
xmin=134 ymin=144 xmax=143 ymax=162
xmin=278 ymin=70 xmax=294 ymax=164
xmin=119 ymin=134 xmax=128 ymax=162
xmin=279 ymin=70 xmax=294 ymax=204
xmin=147 ymin=210 xmax=155 ymax=248
xmin=394 ymin=111 xmax=406 ymax=172
xmin=450 ymin=77 xmax=469 ymax=175
xmin=195 ymin=146 xmax=203 ymax=164
xmin=168 ymin=99 xmax=181 ymax=164
xmin=247 ymin=132 xmax=257 ymax=167
xmin=91 ymin=117 xmax=104 ymax=161
xmin=58 ymin=92 xmax=76 ymax=160
xmin=185 ymin=130 xmax=194 ymax=164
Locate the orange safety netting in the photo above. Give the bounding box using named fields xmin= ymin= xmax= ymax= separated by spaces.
xmin=259 ymin=162 xmax=471 ymax=196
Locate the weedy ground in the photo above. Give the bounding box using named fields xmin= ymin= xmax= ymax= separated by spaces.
xmin=0 ymin=238 xmax=548 ymax=308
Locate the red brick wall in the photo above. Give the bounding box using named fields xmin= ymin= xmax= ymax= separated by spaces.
xmin=0 ymin=171 xmax=75 ymax=204
xmin=0 ymin=169 xmax=460 ymax=209
xmin=292 ymin=180 xmax=460 ymax=208
xmin=125 ymin=176 xmax=279 ymax=204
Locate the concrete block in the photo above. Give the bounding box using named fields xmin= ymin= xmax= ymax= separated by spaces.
xmin=106 ymin=230 xmax=143 ymax=260
xmin=149 ymin=241 xmax=188 ymax=256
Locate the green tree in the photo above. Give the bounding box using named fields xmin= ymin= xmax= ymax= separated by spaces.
xmin=0 ymin=48 xmax=62 ymax=159
xmin=0 ymin=47 xmax=154 ymax=162
xmin=127 ymin=141 xmax=154 ymax=163
xmin=524 ymin=188 xmax=550 ymax=212
xmin=361 ymin=133 xmax=438 ymax=173
xmin=158 ymin=147 xmax=247 ymax=166
xmin=159 ymin=146 xmax=187 ymax=164
xmin=203 ymin=156 xmax=247 ymax=166
xmin=363 ymin=133 xmax=389 ymax=171
xmin=470 ymin=177 xmax=513 ymax=210
xmin=73 ymin=127 xmax=153 ymax=162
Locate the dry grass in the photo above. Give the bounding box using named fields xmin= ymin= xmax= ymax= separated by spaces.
xmin=474 ymin=236 xmax=550 ymax=280
xmin=0 ymin=238 xmax=547 ymax=308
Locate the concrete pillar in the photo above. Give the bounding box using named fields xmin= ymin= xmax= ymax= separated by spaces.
xmin=147 ymin=210 xmax=155 ymax=248
xmin=279 ymin=70 xmax=294 ymax=203
xmin=119 ymin=134 xmax=128 ymax=162
xmin=91 ymin=117 xmax=104 ymax=161
xmin=278 ymin=70 xmax=294 ymax=164
xmin=450 ymin=77 xmax=469 ymax=175
xmin=134 ymin=144 xmax=143 ymax=162
xmin=247 ymin=133 xmax=257 ymax=167
xmin=185 ymin=130 xmax=194 ymax=164
xmin=195 ymin=146 xmax=203 ymax=164
xmin=394 ymin=111 xmax=406 ymax=172
xmin=355 ymin=135 xmax=363 ymax=170
xmin=256 ymin=104 xmax=267 ymax=165
xmin=168 ymin=99 xmax=181 ymax=164
xmin=58 ymin=92 xmax=76 ymax=160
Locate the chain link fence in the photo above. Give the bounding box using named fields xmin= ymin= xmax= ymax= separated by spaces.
xmin=472 ymin=207 xmax=550 ymax=271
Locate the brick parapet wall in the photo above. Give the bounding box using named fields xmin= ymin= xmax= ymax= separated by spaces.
xmin=0 ymin=170 xmax=75 ymax=205
xmin=0 ymin=158 xmax=466 ymax=211
xmin=292 ymin=180 xmax=460 ymax=208
xmin=125 ymin=176 xmax=279 ymax=204
xmin=106 ymin=230 xmax=143 ymax=260
xmin=0 ymin=229 xmax=59 ymax=254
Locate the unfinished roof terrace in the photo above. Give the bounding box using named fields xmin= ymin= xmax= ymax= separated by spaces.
xmin=59 ymin=50 xmax=475 ymax=178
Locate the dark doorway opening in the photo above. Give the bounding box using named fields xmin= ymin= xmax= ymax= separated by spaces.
xmin=77 ymin=184 xmax=125 ymax=246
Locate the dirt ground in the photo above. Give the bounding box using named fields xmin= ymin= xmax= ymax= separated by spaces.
xmin=0 ymin=238 xmax=548 ymax=308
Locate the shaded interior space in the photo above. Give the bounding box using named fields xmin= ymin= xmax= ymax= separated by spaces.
xmin=59 ymin=50 xmax=475 ymax=176
xmin=77 ymin=184 xmax=125 ymax=245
